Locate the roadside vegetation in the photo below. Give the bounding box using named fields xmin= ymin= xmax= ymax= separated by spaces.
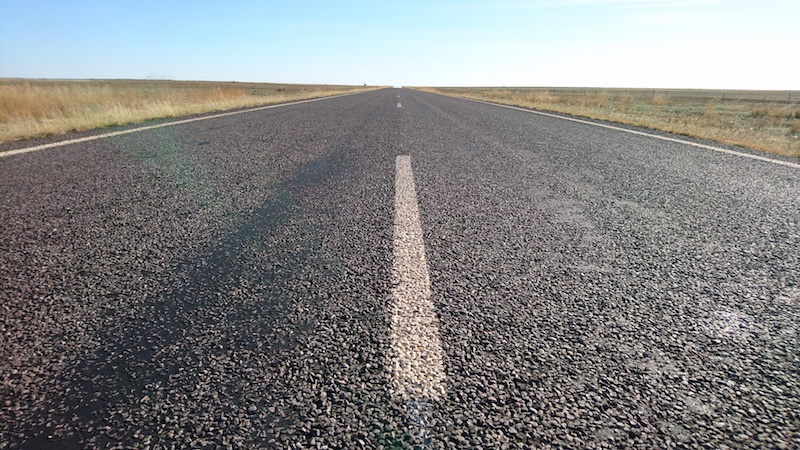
xmin=0 ymin=79 xmax=380 ymax=143
xmin=416 ymin=87 xmax=800 ymax=158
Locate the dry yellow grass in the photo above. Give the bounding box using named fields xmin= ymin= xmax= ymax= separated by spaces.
xmin=416 ymin=87 xmax=800 ymax=158
xmin=0 ymin=79 xmax=381 ymax=143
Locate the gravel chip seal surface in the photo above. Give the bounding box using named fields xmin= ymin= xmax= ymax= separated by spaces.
xmin=2 ymin=89 xmax=798 ymax=448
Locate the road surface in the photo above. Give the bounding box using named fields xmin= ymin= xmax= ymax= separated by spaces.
xmin=1 ymin=88 xmax=798 ymax=448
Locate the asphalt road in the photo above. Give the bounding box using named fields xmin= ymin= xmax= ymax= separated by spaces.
xmin=1 ymin=88 xmax=798 ymax=449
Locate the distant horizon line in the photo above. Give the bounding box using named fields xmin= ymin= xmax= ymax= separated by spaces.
xmin=1 ymin=77 xmax=798 ymax=92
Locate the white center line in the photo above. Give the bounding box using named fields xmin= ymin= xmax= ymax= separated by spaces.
xmin=397 ymin=102 xmax=402 ymax=108
xmin=391 ymin=155 xmax=445 ymax=401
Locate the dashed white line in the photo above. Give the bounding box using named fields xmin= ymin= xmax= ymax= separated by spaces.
xmin=397 ymin=102 xmax=402 ymax=108
xmin=391 ymin=155 xmax=445 ymax=401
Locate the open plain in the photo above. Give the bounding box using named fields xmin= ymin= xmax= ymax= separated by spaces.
xmin=0 ymin=79 xmax=379 ymax=143
xmin=417 ymin=87 xmax=800 ymax=158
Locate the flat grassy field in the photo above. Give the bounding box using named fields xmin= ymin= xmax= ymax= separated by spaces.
xmin=416 ymin=87 xmax=800 ymax=158
xmin=0 ymin=79 xmax=381 ymax=143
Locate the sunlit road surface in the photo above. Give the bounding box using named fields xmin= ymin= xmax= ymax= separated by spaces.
xmin=2 ymin=88 xmax=798 ymax=449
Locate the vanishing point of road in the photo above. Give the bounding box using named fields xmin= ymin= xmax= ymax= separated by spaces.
xmin=1 ymin=88 xmax=798 ymax=449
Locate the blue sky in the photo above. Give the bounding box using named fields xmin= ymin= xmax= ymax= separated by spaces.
xmin=1 ymin=0 xmax=798 ymax=88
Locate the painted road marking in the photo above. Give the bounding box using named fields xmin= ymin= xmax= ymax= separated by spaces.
xmin=391 ymin=155 xmax=445 ymax=401
xmin=459 ymin=97 xmax=800 ymax=169
xmin=398 ymin=103 xmax=402 ymax=108
xmin=0 ymin=92 xmax=362 ymax=159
